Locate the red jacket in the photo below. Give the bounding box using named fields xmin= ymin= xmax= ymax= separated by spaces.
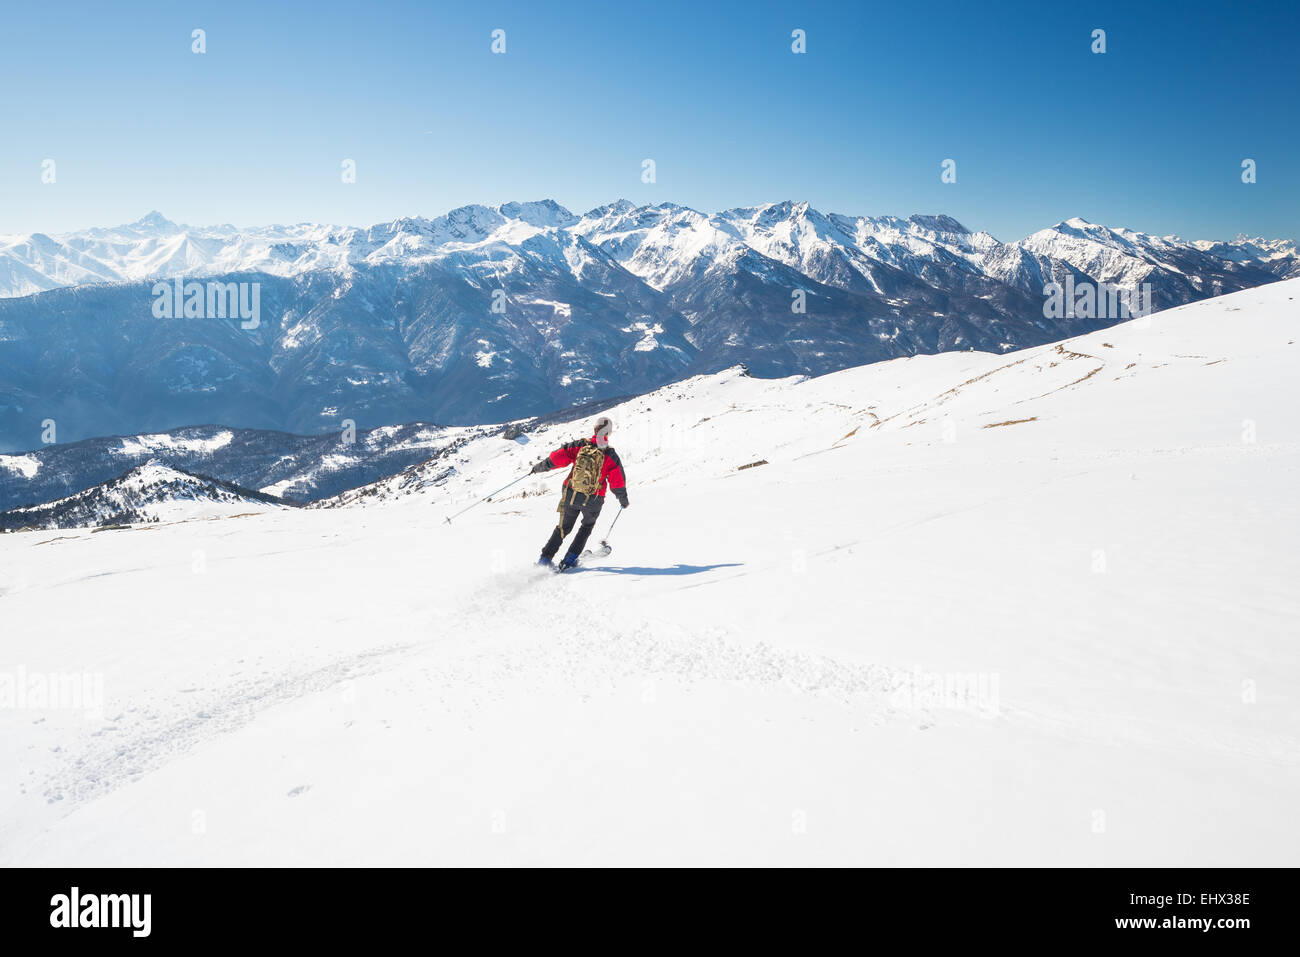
xmin=547 ymin=436 xmax=627 ymax=498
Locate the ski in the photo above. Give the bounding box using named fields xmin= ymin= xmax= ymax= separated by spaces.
xmin=581 ymin=541 xmax=612 ymax=560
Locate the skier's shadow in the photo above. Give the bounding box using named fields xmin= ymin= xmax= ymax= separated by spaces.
xmin=577 ymin=562 xmax=743 ymax=576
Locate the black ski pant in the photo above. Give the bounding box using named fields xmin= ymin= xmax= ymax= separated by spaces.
xmin=541 ymin=487 xmax=605 ymax=561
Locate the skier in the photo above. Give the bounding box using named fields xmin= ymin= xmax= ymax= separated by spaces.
xmin=531 ymin=415 xmax=629 ymax=570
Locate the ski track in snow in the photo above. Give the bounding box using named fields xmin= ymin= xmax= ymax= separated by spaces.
xmin=39 ymin=641 xmax=423 ymax=809
xmin=456 ymin=567 xmax=918 ymax=712
xmin=35 ymin=563 xmax=930 ymax=819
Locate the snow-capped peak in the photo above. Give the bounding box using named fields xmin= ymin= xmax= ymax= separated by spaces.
xmin=583 ymin=198 xmax=638 ymax=219
xmin=495 ymin=199 xmax=578 ymax=228
xmin=131 ymin=211 xmax=179 ymax=231
xmin=908 ymin=213 xmax=970 ymax=236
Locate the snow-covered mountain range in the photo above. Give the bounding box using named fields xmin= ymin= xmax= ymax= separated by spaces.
xmin=0 ymin=201 xmax=1294 ymax=451
xmin=0 ymin=461 xmax=288 ymax=532
xmin=3 ymin=203 xmax=1294 ymax=300
xmin=0 ymin=421 xmax=474 ymax=514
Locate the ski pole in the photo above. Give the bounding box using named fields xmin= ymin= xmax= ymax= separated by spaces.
xmin=583 ymin=505 xmax=626 ymax=559
xmin=443 ymin=473 xmax=530 ymax=524
xmin=602 ymin=507 xmax=624 ymax=542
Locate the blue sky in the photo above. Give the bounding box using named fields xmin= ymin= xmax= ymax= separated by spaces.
xmin=2 ymin=0 xmax=1296 ymax=241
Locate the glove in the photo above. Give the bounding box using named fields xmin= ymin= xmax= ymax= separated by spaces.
xmin=613 ymin=488 xmax=629 ymax=508
xmin=531 ymin=459 xmax=552 ymax=474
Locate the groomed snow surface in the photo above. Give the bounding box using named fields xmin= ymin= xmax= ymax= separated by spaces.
xmin=2 ymin=279 xmax=1297 ymax=866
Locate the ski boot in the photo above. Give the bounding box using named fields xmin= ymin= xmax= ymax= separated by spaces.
xmin=556 ymin=552 xmax=580 ymax=572
xmin=537 ymin=555 xmax=554 ymax=569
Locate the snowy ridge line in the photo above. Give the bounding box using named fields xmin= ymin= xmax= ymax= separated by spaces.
xmin=0 ymin=461 xmax=292 ymax=533
xmin=1 ymin=201 xmax=1292 ymax=301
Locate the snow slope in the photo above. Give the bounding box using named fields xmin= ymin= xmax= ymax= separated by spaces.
xmin=1 ymin=280 xmax=1297 ymax=866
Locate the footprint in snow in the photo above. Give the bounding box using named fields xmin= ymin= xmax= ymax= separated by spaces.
xmin=287 ymin=785 xmax=311 ymax=798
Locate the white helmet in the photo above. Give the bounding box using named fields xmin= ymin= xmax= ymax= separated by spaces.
xmin=593 ymin=416 xmax=614 ymax=448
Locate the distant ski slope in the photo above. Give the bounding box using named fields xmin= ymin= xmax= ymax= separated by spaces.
xmin=1 ymin=279 xmax=1296 ymax=865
